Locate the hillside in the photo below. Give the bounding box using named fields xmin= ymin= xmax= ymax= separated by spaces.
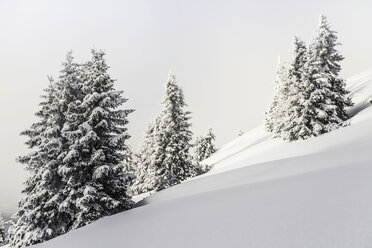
xmin=11 ymin=69 xmax=372 ymax=248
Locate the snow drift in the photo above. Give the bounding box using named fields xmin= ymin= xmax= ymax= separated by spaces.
xmin=16 ymin=68 xmax=372 ymax=248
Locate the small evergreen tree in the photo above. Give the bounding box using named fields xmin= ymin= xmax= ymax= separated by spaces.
xmin=265 ymin=62 xmax=290 ymax=134
xmin=237 ymin=130 xmax=244 ymax=137
xmin=194 ymin=128 xmax=217 ymax=162
xmin=58 ymin=49 xmax=134 ymax=229
xmin=131 ymin=118 xmax=161 ymax=195
xmin=0 ymin=212 xmax=6 ymax=246
xmin=120 ymin=145 xmax=137 ymax=195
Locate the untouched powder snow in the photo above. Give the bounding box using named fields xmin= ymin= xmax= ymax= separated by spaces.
xmin=17 ymin=69 xmax=372 ymax=248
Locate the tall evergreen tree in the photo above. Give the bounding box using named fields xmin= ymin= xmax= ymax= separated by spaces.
xmin=294 ymin=15 xmax=352 ymax=139
xmin=10 ymin=50 xmax=134 ymax=247
xmin=194 ymin=128 xmax=217 ymax=162
xmin=9 ymin=53 xmax=81 ymax=247
xmin=155 ymin=73 xmax=196 ymax=189
xmin=0 ymin=212 xmax=6 ymax=246
xmin=58 ymin=49 xmax=134 ymax=229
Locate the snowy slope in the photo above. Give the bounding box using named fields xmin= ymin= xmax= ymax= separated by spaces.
xmin=17 ymin=69 xmax=372 ymax=248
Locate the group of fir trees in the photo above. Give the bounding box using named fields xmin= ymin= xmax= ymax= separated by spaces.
xmin=265 ymin=15 xmax=353 ymax=141
xmin=7 ymin=14 xmax=355 ymax=248
xmin=10 ymin=50 xmax=133 ymax=248
xmin=130 ymin=73 xmax=217 ymax=195
xmin=12 ymin=56 xmax=218 ymax=247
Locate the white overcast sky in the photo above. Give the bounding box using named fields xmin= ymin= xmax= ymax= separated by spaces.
xmin=1 ymin=0 xmax=372 ymax=208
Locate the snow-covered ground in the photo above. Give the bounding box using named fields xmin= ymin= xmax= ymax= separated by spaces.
xmin=12 ymin=68 xmax=372 ymax=248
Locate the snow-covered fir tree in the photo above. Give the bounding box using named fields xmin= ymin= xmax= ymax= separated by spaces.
xmin=132 ymin=73 xmax=198 ymax=194
xmin=154 ymin=72 xmax=198 ymax=189
xmin=0 ymin=212 xmax=6 ymax=246
xmin=130 ymin=118 xmax=161 ymax=195
xmin=9 ymin=53 xmax=81 ymax=247
xmin=274 ymin=37 xmax=308 ymax=140
xmin=292 ymin=15 xmax=352 ymax=139
xmin=10 ymin=50 xmax=134 ymax=247
xmin=194 ymin=128 xmax=217 ymax=163
xmin=58 ymin=49 xmax=134 ymax=230
xmin=264 ymin=61 xmax=290 ymax=133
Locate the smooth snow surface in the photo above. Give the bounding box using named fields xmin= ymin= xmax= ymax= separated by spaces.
xmin=27 ymin=69 xmax=372 ymax=248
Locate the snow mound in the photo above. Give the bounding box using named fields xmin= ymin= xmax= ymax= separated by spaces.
xmin=25 ymin=69 xmax=372 ymax=248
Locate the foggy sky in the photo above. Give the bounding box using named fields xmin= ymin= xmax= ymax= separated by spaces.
xmin=1 ymin=0 xmax=372 ymax=208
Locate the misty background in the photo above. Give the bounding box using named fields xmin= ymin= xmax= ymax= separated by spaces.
xmin=1 ymin=0 xmax=372 ymax=213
